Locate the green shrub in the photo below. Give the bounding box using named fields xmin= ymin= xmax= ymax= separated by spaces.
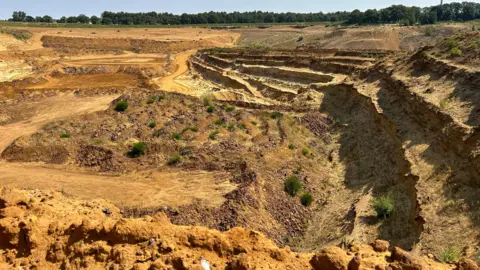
xmin=271 ymin=112 xmax=282 ymax=119
xmin=302 ymin=148 xmax=309 ymax=156
xmin=446 ymin=37 xmax=459 ymax=49
xmin=114 ymin=100 xmax=128 ymax=112
xmin=227 ymin=123 xmax=236 ymax=132
xmin=209 ymin=130 xmax=219 ymax=140
xmin=128 ymin=142 xmax=146 ymax=158
xmin=189 ymin=126 xmax=199 ymax=132
xmin=450 ymin=47 xmax=462 ymax=57
xmin=207 ymin=106 xmax=214 ymax=113
xmin=284 ymin=176 xmax=302 ymax=196
xmin=238 ymin=123 xmax=247 ymax=130
xmin=182 ymin=126 xmax=199 ymax=133
xmin=172 ymin=132 xmax=181 ymax=140
xmin=441 ymin=246 xmax=460 ymax=263
xmin=214 ymin=119 xmax=225 ymax=126
xmin=60 ymin=132 xmax=71 ymax=138
xmin=203 ymin=96 xmax=212 ymax=106
xmin=300 ymin=192 xmax=313 ymax=206
xmin=371 ymin=195 xmax=394 ymax=218
xmin=148 ymin=122 xmax=156 ymax=128
xmin=423 ymin=27 xmax=434 ymax=36
xmin=471 ymin=41 xmax=479 ymax=49
xmin=167 ymin=154 xmax=181 ymax=165
xmin=158 ymin=95 xmax=165 ymax=101
xmin=226 ymin=106 xmax=235 ymax=112
xmin=439 ymin=98 xmax=450 ymax=110
xmin=288 ymin=144 xmax=296 ymax=150
xmin=147 ymin=97 xmax=156 ymax=104
xmin=250 ymin=121 xmax=258 ymax=126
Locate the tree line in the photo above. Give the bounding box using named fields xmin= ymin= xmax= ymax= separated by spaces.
xmin=9 ymin=2 xmax=480 ymax=26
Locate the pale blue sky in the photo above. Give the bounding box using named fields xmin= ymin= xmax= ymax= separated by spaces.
xmin=1 ymin=0 xmax=472 ymax=20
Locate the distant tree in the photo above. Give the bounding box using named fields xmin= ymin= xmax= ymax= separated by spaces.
xmin=25 ymin=16 xmax=35 ymax=22
xmin=12 ymin=11 xmax=27 ymax=22
xmin=348 ymin=9 xmax=363 ymax=24
xmin=102 ymin=17 xmax=113 ymax=25
xmin=90 ymin=16 xmax=101 ymax=24
xmin=77 ymin=14 xmax=90 ymax=24
xmin=35 ymin=16 xmax=42 ymax=22
xmin=264 ymin=13 xmax=275 ymax=23
xmin=180 ymin=13 xmax=191 ymax=24
xmin=380 ymin=8 xmax=392 ymax=23
xmin=42 ymin=15 xmax=53 ymax=23
xmin=461 ymin=2 xmax=476 ymax=21
xmin=364 ymin=9 xmax=380 ymax=24
xmin=58 ymin=16 xmax=67 ymax=23
xmin=66 ymin=16 xmax=78 ymax=23
xmin=420 ymin=11 xmax=437 ymax=24
xmin=8 ymin=2 xmax=480 ymax=27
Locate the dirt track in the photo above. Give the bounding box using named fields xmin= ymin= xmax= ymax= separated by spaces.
xmin=153 ymin=50 xmax=196 ymax=94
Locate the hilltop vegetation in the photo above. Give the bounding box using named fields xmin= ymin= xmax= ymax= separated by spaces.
xmin=8 ymin=1 xmax=480 ymax=26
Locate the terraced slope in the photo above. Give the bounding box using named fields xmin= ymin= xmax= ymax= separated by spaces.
xmin=179 ymin=44 xmax=480 ymax=260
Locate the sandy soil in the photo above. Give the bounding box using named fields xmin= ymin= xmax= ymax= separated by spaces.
xmin=0 ymin=93 xmax=118 ymax=152
xmin=153 ymin=50 xmax=196 ymax=94
xmin=0 ymin=162 xmax=235 ymax=208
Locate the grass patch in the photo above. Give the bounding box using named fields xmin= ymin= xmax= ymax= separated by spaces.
xmin=225 ymin=105 xmax=235 ymax=112
xmin=147 ymin=96 xmax=156 ymax=104
xmin=227 ymin=123 xmax=236 ymax=132
xmin=171 ymin=132 xmax=181 ymax=140
xmin=214 ymin=119 xmax=225 ymax=126
xmin=250 ymin=120 xmax=258 ymax=126
xmin=203 ymin=95 xmax=213 ymax=106
xmin=446 ymin=37 xmax=459 ymax=49
xmin=439 ymin=98 xmax=450 ymax=110
xmin=288 ymin=144 xmax=296 ymax=150
xmin=158 ymin=95 xmax=165 ymax=101
xmin=423 ymin=26 xmax=435 ymax=36
xmin=60 ymin=132 xmax=71 ymax=138
xmin=114 ymin=100 xmax=128 ymax=112
xmin=450 ymin=47 xmax=462 ymax=57
xmin=209 ymin=130 xmax=219 ymax=140
xmin=147 ymin=122 xmax=156 ymax=128
xmin=270 ymin=112 xmax=282 ymax=119
xmin=284 ymin=175 xmax=302 ymax=197
xmin=0 ymin=29 xmax=33 ymax=41
xmin=167 ymin=154 xmax=181 ymax=165
xmin=301 ymin=148 xmax=309 ymax=156
xmin=182 ymin=126 xmax=199 ymax=133
xmin=128 ymin=142 xmax=146 ymax=158
xmin=371 ymin=194 xmax=394 ymax=219
xmin=207 ymin=106 xmax=214 ymax=113
xmin=237 ymin=123 xmax=247 ymax=130
xmin=300 ymin=192 xmax=313 ymax=206
xmin=441 ymin=246 xmax=460 ymax=263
